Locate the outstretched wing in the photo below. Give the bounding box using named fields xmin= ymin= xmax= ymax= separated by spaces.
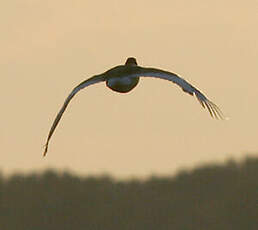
xmin=43 ymin=74 xmax=106 ymax=156
xmin=133 ymin=66 xmax=225 ymax=119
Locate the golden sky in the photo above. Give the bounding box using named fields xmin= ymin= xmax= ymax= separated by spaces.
xmin=1 ymin=0 xmax=258 ymax=178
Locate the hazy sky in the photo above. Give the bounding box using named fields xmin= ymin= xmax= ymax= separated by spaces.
xmin=1 ymin=0 xmax=258 ymax=178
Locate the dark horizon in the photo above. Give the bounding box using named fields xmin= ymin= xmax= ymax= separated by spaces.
xmin=1 ymin=156 xmax=257 ymax=230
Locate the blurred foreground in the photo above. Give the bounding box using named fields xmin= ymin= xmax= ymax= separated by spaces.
xmin=0 ymin=157 xmax=257 ymax=230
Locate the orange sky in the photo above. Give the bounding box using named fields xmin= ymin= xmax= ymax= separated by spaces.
xmin=1 ymin=0 xmax=258 ymax=178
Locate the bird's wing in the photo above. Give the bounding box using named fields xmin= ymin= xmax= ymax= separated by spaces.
xmin=132 ymin=66 xmax=226 ymax=119
xmin=43 ymin=74 xmax=106 ymax=156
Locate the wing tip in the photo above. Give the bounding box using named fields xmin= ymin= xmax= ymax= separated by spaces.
xmin=204 ymin=99 xmax=227 ymax=120
xmin=43 ymin=144 xmax=48 ymax=157
xmin=195 ymin=92 xmax=227 ymax=120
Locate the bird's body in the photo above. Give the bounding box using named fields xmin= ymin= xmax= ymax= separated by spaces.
xmin=106 ymin=75 xmax=140 ymax=93
xmin=105 ymin=66 xmax=140 ymax=93
xmin=43 ymin=57 xmax=225 ymax=156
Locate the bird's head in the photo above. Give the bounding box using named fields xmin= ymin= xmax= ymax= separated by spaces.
xmin=125 ymin=57 xmax=138 ymax=66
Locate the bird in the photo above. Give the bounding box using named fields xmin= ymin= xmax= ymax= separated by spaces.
xmin=43 ymin=57 xmax=225 ymax=156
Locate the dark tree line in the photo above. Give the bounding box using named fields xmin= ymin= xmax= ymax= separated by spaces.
xmin=0 ymin=157 xmax=257 ymax=230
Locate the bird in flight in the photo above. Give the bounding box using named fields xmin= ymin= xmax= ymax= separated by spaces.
xmin=43 ymin=57 xmax=225 ymax=156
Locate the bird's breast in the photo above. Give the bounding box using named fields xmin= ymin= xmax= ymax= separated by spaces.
xmin=106 ymin=77 xmax=140 ymax=93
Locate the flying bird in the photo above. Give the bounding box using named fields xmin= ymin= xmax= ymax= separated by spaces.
xmin=43 ymin=57 xmax=225 ymax=156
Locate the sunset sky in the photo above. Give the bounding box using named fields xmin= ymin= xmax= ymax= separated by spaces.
xmin=1 ymin=0 xmax=258 ymax=178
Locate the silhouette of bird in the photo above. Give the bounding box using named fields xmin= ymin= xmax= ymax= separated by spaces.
xmin=43 ymin=57 xmax=225 ymax=156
